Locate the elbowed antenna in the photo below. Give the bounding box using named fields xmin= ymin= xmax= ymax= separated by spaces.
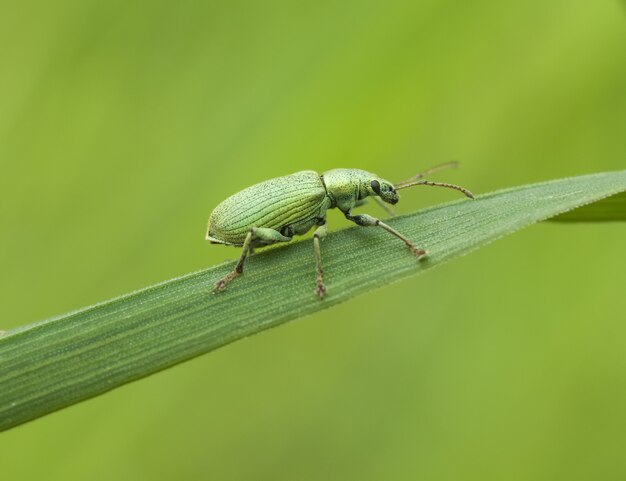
xmin=395 ymin=162 xmax=475 ymax=199
xmin=395 ymin=179 xmax=474 ymax=199
xmin=396 ymin=161 xmax=460 ymax=184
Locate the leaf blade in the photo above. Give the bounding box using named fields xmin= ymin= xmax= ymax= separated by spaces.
xmin=550 ymin=191 xmax=626 ymax=222
xmin=1 ymin=170 xmax=625 ymax=431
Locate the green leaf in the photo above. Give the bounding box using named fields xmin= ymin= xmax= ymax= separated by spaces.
xmin=550 ymin=190 xmax=626 ymax=222
xmin=1 ymin=170 xmax=625 ymax=432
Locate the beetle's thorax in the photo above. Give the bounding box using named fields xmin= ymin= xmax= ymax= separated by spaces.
xmin=321 ymin=169 xmax=378 ymax=212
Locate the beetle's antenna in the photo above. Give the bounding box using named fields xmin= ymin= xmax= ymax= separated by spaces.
xmin=395 ymin=179 xmax=475 ymax=199
xmin=396 ymin=161 xmax=459 ymax=186
xmin=394 ymin=161 xmax=474 ymax=198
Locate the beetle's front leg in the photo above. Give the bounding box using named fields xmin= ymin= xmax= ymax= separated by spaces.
xmin=213 ymin=227 xmax=291 ymax=293
xmin=371 ymin=196 xmax=396 ymax=217
xmin=312 ymin=223 xmax=327 ymax=299
xmin=355 ymin=198 xmax=396 ymax=218
xmin=345 ymin=212 xmax=426 ymax=259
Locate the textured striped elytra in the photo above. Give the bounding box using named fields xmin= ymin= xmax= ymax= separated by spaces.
xmin=207 ymin=171 xmax=328 ymax=245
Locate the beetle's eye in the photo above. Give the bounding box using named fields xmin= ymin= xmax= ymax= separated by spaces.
xmin=371 ymin=180 xmax=381 ymax=195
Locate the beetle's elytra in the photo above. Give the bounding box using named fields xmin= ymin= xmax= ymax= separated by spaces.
xmin=206 ymin=162 xmax=474 ymax=299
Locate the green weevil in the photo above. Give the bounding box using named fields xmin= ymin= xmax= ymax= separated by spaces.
xmin=206 ymin=162 xmax=474 ymax=298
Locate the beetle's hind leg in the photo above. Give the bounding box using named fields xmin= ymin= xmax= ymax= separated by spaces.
xmin=213 ymin=228 xmax=291 ymax=294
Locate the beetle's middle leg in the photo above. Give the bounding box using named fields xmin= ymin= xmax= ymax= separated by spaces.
xmin=312 ymin=223 xmax=327 ymax=299
xmin=213 ymin=227 xmax=291 ymax=293
xmin=345 ymin=212 xmax=427 ymax=259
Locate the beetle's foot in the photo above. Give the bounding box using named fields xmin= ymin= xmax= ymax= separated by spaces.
xmin=315 ymin=281 xmax=326 ymax=299
xmin=212 ymin=271 xmax=240 ymax=294
xmin=410 ymin=246 xmax=427 ymax=260
xmin=212 ymin=280 xmax=227 ymax=293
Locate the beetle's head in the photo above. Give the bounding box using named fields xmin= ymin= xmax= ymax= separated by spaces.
xmin=369 ymin=177 xmax=399 ymax=205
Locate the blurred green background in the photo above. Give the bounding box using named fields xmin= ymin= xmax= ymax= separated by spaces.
xmin=1 ymin=0 xmax=625 ymax=479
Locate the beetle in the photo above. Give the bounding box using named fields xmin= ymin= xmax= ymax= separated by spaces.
xmin=206 ymin=162 xmax=474 ymax=298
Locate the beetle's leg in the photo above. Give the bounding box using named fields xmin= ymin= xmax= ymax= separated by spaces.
xmin=355 ymin=198 xmax=396 ymax=217
xmin=213 ymin=228 xmax=291 ymax=293
xmin=213 ymin=231 xmax=254 ymax=293
xmin=312 ymin=223 xmax=327 ymax=299
xmin=372 ymin=196 xmax=396 ymax=217
xmin=344 ymin=212 xmax=426 ymax=259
